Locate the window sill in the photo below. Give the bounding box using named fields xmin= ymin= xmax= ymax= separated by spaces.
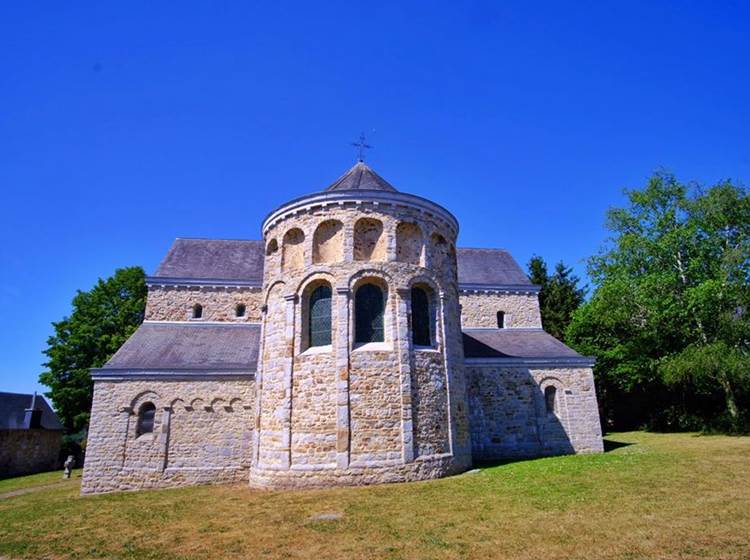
xmin=300 ymin=344 xmax=333 ymax=356
xmin=353 ymin=342 xmax=391 ymax=352
xmin=414 ymin=345 xmax=439 ymax=352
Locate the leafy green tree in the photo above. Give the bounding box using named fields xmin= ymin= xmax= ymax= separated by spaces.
xmin=567 ymin=173 xmax=750 ymax=431
xmin=40 ymin=267 xmax=147 ymax=432
xmin=528 ymin=255 xmax=586 ymax=341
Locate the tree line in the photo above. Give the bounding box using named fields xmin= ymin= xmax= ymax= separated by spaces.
xmin=40 ymin=172 xmax=750 ymax=435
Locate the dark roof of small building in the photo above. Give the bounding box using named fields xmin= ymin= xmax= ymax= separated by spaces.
xmin=101 ymin=322 xmax=260 ymax=372
xmin=462 ymin=329 xmax=582 ymax=359
xmin=0 ymin=392 xmax=64 ymax=430
xmin=324 ymin=161 xmax=398 ymax=192
xmin=150 ymin=239 xmax=534 ymax=289
xmin=154 ymin=238 xmax=265 ymax=283
xmin=456 ymin=248 xmax=532 ymax=286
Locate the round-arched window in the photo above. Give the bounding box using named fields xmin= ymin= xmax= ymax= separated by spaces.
xmin=192 ymin=304 xmax=203 ymax=319
xmin=137 ymin=402 xmax=156 ymax=436
xmin=308 ymin=284 xmax=332 ymax=347
xmin=544 ymin=386 xmax=557 ymax=415
xmin=355 ymin=283 xmax=385 ymax=343
xmin=411 ymin=287 xmax=432 ymax=346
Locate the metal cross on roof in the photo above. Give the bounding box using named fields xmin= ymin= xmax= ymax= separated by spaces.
xmin=351 ymin=132 xmax=373 ymax=162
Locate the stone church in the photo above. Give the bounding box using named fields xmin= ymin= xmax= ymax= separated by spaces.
xmin=82 ymin=161 xmax=603 ymax=494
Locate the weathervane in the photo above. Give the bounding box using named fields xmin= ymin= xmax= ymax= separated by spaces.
xmin=351 ymin=132 xmax=373 ymax=162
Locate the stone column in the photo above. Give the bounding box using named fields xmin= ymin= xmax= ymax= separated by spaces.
xmin=438 ymin=291 xmax=455 ymax=456
xmin=386 ymin=221 xmax=397 ymax=262
xmin=158 ymin=406 xmax=172 ymax=472
xmin=395 ymin=287 xmax=415 ymax=463
xmin=281 ymin=293 xmax=297 ymax=469
xmin=342 ymin=222 xmax=355 ymax=263
xmin=252 ymin=303 xmax=268 ymax=467
xmin=334 ymin=286 xmax=351 ymax=469
xmin=118 ymin=407 xmax=132 ymax=471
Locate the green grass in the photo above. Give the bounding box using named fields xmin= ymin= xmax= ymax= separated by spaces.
xmin=0 ymin=432 xmax=748 ymax=559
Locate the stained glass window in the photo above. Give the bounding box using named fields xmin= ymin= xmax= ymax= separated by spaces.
xmin=355 ymin=283 xmax=384 ymax=343
xmin=309 ymin=285 xmax=332 ymax=347
xmin=411 ymin=287 xmax=431 ymax=346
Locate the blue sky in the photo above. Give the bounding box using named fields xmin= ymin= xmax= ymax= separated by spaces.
xmin=1 ymin=1 xmax=749 ymax=396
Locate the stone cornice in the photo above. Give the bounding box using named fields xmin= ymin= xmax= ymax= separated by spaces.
xmin=91 ymin=367 xmax=256 ymax=381
xmin=463 ymin=356 xmax=596 ymax=367
xmin=261 ymin=190 xmax=459 ymax=237
xmin=459 ymin=284 xmax=541 ymax=295
xmin=146 ymin=276 xmax=262 ymax=289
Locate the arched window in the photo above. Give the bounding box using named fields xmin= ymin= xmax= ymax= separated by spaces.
xmin=545 ymin=386 xmax=557 ymax=415
xmin=136 ymin=402 xmax=156 ymax=436
xmin=496 ymin=311 xmax=505 ymax=328
xmin=192 ymin=304 xmax=203 ymax=319
xmin=308 ymin=285 xmax=332 ymax=347
xmin=235 ymin=303 xmax=246 ymax=318
xmin=355 ymin=283 xmax=385 ymax=343
xmin=411 ymin=287 xmax=432 ymax=346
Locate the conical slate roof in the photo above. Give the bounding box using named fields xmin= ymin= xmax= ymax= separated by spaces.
xmin=325 ymin=161 xmax=398 ymax=192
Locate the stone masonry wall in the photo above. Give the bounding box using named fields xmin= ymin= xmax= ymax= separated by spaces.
xmin=145 ymin=285 xmax=263 ymax=322
xmin=0 ymin=429 xmax=61 ymax=478
xmin=82 ymin=378 xmax=254 ymax=494
xmin=460 ymin=292 xmax=542 ymax=328
xmin=252 ymin=199 xmax=472 ymax=488
xmin=466 ymin=364 xmax=603 ymax=460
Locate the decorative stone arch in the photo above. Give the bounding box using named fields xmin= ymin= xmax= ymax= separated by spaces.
xmin=263 ymin=280 xmax=287 ymax=306
xmin=228 ymin=397 xmax=243 ymax=411
xmin=210 ymin=397 xmax=226 ymax=411
xmin=129 ymin=390 xmax=161 ymax=412
xmin=282 ymin=227 xmax=305 ymax=271
xmin=188 ymin=397 xmax=205 ymax=411
xmin=169 ymin=397 xmax=186 ymax=410
xmin=536 ymin=376 xmax=571 ymax=446
xmin=396 ymin=222 xmax=424 ymax=265
xmin=265 ymin=238 xmax=279 ymax=256
xmin=429 ymin=232 xmax=454 ymax=271
xmin=312 ymin=219 xmax=344 ymax=264
xmin=353 ymin=217 xmax=386 ymax=262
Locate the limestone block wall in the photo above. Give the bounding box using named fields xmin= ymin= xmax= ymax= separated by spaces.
xmin=466 ymin=364 xmax=603 ymax=460
xmin=145 ymin=285 xmax=263 ymax=322
xmin=0 ymin=429 xmax=61 ymax=478
xmin=460 ymin=292 xmax=542 ymax=328
xmin=251 ymin=197 xmax=472 ymax=489
xmin=82 ymin=378 xmax=255 ymax=494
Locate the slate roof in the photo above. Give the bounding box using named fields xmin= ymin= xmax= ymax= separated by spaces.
xmin=154 ymin=238 xmax=264 ymax=283
xmin=0 ymin=392 xmax=64 ymax=430
xmin=456 ymin=248 xmax=532 ymax=286
xmin=324 ymin=161 xmax=398 ymax=192
xmin=100 ymin=322 xmax=260 ymax=372
xmin=150 ymin=239 xmax=534 ymax=289
xmin=462 ymin=329 xmax=583 ymax=359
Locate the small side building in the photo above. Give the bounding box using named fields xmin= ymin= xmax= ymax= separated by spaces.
xmin=0 ymin=392 xmax=64 ymax=478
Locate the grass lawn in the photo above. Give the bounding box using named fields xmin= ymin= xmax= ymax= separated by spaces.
xmin=0 ymin=432 xmax=748 ymax=559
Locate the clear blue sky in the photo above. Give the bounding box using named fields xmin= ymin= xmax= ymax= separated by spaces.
xmin=1 ymin=1 xmax=748 ymax=396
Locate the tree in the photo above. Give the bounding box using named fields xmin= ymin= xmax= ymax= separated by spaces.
xmin=40 ymin=267 xmax=147 ymax=432
xmin=528 ymin=255 xmax=586 ymax=341
xmin=567 ymin=173 xmax=750 ymax=431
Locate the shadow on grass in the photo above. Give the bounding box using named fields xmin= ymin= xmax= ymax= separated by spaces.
xmin=603 ymin=438 xmax=633 ymax=452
